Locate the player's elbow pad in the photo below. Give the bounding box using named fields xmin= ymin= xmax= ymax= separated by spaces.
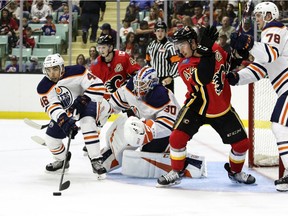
xmin=124 ymin=116 xmax=155 ymax=147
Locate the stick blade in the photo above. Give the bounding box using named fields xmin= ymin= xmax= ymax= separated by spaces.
xmin=24 ymin=118 xmax=46 ymax=130
xmin=31 ymin=136 xmax=46 ymax=146
xmin=60 ymin=180 xmax=70 ymax=191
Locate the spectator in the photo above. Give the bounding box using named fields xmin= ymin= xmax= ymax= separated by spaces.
xmin=217 ymin=16 xmax=236 ymax=44
xmin=5 ymin=55 xmax=25 ymax=73
xmin=100 ymin=23 xmax=117 ymax=47
xmin=135 ymin=56 xmax=146 ymax=67
xmin=217 ymin=34 xmax=231 ymax=54
xmin=0 ymin=8 xmax=19 ymax=50
xmin=124 ymin=3 xmax=138 ymax=24
xmin=76 ymin=54 xmax=87 ymax=67
xmin=191 ymin=3 xmax=207 ymax=28
xmin=135 ymin=20 xmax=154 ymax=48
xmin=30 ymin=0 xmax=52 ymax=24
xmin=16 ymin=26 xmax=36 ymax=49
xmin=225 ymin=3 xmax=238 ymax=27
xmin=58 ymin=4 xmax=70 ymax=24
xmin=26 ymin=56 xmax=42 ymax=73
xmin=41 ymin=14 xmax=56 ymax=35
xmin=85 ymin=46 xmax=98 ymax=69
xmin=241 ymin=17 xmax=254 ymax=37
xmin=121 ymin=32 xmax=138 ymax=58
xmin=143 ymin=6 xmax=162 ymax=29
xmin=80 ymin=0 xmax=106 ymax=44
xmin=119 ymin=18 xmax=134 ymax=40
xmin=130 ymin=0 xmax=154 ymax=13
xmin=6 ymin=0 xmax=20 ymax=21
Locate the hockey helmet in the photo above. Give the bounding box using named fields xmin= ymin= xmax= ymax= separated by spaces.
xmin=171 ymin=25 xmax=198 ymax=44
xmin=43 ymin=53 xmax=65 ymax=82
xmin=97 ymin=35 xmax=114 ymax=46
xmin=253 ymin=2 xmax=279 ymax=21
xmin=133 ymin=66 xmax=159 ymax=100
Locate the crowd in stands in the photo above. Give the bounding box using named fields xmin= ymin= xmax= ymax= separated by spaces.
xmin=2 ymin=0 xmax=288 ymax=73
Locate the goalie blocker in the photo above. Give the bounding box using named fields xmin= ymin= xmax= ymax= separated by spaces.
xmin=101 ymin=115 xmax=206 ymax=178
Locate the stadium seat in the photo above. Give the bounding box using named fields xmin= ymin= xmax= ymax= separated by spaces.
xmin=0 ymin=35 xmax=8 ymax=54
xmin=55 ymin=24 xmax=68 ymax=42
xmin=32 ymin=48 xmax=54 ymax=61
xmin=12 ymin=48 xmax=32 ymax=61
xmin=37 ymin=35 xmax=62 ymax=53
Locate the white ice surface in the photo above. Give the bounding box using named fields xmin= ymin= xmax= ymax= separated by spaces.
xmin=0 ymin=120 xmax=286 ymax=216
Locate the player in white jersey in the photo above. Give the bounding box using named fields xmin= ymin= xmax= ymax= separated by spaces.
xmin=37 ymin=53 xmax=111 ymax=178
xmin=226 ymin=2 xmax=288 ymax=192
xmin=101 ymin=66 xmax=207 ymax=178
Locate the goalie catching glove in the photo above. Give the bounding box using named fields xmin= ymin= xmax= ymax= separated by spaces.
xmin=124 ymin=116 xmax=156 ymax=147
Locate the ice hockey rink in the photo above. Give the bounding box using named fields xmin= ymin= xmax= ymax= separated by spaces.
xmin=0 ymin=119 xmax=286 ymax=216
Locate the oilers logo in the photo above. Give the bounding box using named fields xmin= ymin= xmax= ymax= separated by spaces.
xmin=55 ymin=86 xmax=73 ymax=109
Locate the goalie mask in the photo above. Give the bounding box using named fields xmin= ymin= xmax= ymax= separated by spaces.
xmin=43 ymin=53 xmax=65 ymax=83
xmin=133 ymin=66 xmax=159 ymax=100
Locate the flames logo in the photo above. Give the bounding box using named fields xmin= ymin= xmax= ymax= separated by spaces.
xmin=105 ymin=74 xmax=125 ymax=93
xmin=212 ymin=64 xmax=226 ymax=95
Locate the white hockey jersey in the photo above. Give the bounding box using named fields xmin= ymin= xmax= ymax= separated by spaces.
xmin=238 ymin=21 xmax=288 ymax=96
xmin=109 ymin=78 xmax=181 ymax=139
xmin=37 ymin=65 xmax=105 ymax=122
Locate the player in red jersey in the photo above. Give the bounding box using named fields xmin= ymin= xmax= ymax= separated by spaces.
xmin=90 ymin=35 xmax=141 ymax=97
xmin=157 ymin=26 xmax=256 ymax=187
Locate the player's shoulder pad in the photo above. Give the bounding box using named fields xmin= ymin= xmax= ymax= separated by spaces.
xmin=126 ymin=76 xmax=134 ymax=92
xmin=37 ymin=76 xmax=55 ymax=94
xmin=145 ymin=85 xmax=170 ymax=108
xmin=62 ymin=65 xmax=86 ymax=78
xmin=264 ymin=20 xmax=284 ymax=30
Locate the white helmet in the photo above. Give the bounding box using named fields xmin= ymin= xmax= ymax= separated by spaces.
xmin=43 ymin=53 xmax=65 ymax=81
xmin=133 ymin=66 xmax=159 ymax=100
xmin=253 ymin=2 xmax=279 ymax=21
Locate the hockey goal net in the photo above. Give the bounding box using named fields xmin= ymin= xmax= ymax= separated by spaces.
xmin=248 ymin=79 xmax=283 ymax=176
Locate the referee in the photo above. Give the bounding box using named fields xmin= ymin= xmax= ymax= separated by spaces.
xmin=146 ymin=21 xmax=180 ymax=92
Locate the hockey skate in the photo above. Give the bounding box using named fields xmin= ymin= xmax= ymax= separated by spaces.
xmin=91 ymin=157 xmax=107 ymax=180
xmin=46 ymin=151 xmax=71 ymax=172
xmin=224 ymin=163 xmax=256 ymax=184
xmin=156 ymin=170 xmax=182 ymax=188
xmin=274 ymin=170 xmax=288 ymax=192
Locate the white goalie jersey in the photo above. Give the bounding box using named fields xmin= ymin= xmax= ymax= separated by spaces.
xmin=109 ymin=78 xmax=181 ymax=140
xmin=237 ymin=21 xmax=288 ymax=97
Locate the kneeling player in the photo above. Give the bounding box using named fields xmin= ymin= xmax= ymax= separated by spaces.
xmin=101 ymin=66 xmax=206 ymax=178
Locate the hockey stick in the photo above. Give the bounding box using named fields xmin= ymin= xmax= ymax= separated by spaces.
xmin=24 ymin=118 xmax=49 ymax=130
xmin=227 ymin=0 xmax=254 ymax=72
xmin=58 ymin=130 xmax=73 ymax=191
xmin=31 ymin=136 xmax=46 ymax=146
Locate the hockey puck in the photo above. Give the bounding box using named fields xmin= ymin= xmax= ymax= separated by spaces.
xmin=53 ymin=192 xmax=62 ymax=196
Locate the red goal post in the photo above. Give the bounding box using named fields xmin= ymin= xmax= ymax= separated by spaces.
xmin=248 ymin=81 xmax=284 ymax=178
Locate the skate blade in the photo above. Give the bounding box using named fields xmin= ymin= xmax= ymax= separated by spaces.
xmin=45 ymin=168 xmax=69 ymax=174
xmin=276 ymin=184 xmax=288 ymax=192
xmin=95 ymin=173 xmax=106 ymax=180
xmin=156 ymin=180 xmax=181 ymax=188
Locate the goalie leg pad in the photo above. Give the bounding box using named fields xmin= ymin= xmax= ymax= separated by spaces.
xmin=121 ymin=149 xmax=206 ymax=178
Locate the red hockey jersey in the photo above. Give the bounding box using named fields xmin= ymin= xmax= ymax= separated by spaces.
xmin=178 ymin=43 xmax=231 ymax=117
xmin=90 ymin=50 xmax=141 ymax=93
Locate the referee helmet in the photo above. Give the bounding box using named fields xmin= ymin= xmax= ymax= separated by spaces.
xmin=154 ymin=21 xmax=167 ymax=31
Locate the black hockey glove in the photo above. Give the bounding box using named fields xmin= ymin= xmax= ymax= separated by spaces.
xmin=197 ymin=25 xmax=219 ymax=56
xmin=57 ymin=114 xmax=78 ymax=139
xmin=68 ymin=95 xmax=91 ymax=115
xmin=226 ymin=72 xmax=239 ymax=86
xmin=230 ymin=32 xmax=254 ymax=51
